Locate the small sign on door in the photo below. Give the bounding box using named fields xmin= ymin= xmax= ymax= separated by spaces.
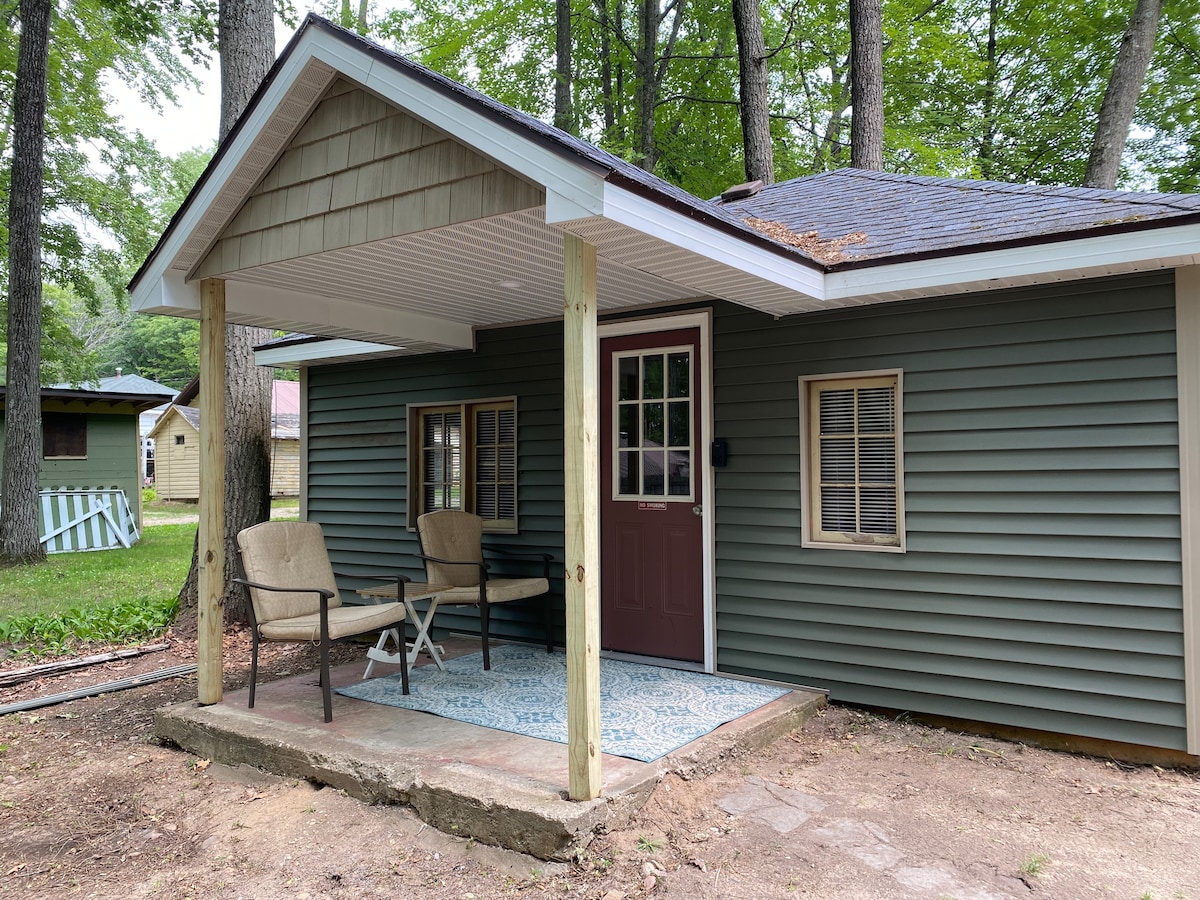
xmin=638 ymin=501 xmax=668 ymax=511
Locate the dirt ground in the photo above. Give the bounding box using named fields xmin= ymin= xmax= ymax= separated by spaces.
xmin=2 ymin=626 xmax=1200 ymax=900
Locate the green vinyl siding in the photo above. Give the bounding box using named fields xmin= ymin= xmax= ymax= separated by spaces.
xmin=0 ymin=412 xmax=141 ymax=509
xmin=713 ymin=271 xmax=1186 ymax=750
xmin=306 ymin=322 xmax=565 ymax=645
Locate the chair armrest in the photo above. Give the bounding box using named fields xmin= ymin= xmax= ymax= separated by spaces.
xmin=233 ymin=577 xmax=335 ymax=600
xmin=333 ymin=572 xmax=412 ymax=583
xmin=332 ymin=571 xmax=411 ymax=604
xmin=481 ymin=547 xmax=552 ymax=578
xmin=416 ymin=552 xmax=490 ymax=571
xmin=482 ymin=546 xmax=552 ymax=562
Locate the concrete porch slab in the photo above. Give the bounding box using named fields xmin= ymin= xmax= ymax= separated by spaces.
xmin=154 ymin=645 xmax=825 ymax=861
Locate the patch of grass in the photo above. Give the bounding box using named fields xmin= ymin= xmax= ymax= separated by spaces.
xmin=142 ymin=499 xmax=199 ymax=520
xmin=0 ymin=524 xmax=194 ymax=655
xmin=1019 ymin=853 xmax=1049 ymax=877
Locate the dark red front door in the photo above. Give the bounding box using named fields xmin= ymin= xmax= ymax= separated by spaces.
xmin=600 ymin=328 xmax=703 ymax=662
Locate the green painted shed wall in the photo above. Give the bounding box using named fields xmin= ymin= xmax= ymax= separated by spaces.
xmin=0 ymin=412 xmax=142 ymax=512
xmin=307 ymin=321 xmax=566 ymax=643
xmin=306 ymin=270 xmax=1185 ymax=751
xmin=712 ymin=271 xmax=1184 ymax=751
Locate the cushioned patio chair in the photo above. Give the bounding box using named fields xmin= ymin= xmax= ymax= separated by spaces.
xmin=416 ymin=509 xmax=553 ymax=669
xmin=235 ymin=520 xmax=410 ymax=722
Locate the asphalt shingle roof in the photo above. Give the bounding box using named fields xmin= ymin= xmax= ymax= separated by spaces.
xmin=718 ymin=169 xmax=1200 ymax=267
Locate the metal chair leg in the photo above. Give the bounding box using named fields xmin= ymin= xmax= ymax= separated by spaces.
xmin=481 ymin=602 xmax=492 ymax=670
xmin=320 ymin=633 xmax=332 ymax=723
xmin=248 ymin=630 xmax=259 ymax=709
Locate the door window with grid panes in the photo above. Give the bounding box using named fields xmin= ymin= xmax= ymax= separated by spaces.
xmin=613 ymin=346 xmax=694 ymax=501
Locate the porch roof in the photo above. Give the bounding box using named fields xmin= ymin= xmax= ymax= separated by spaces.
xmin=129 ymin=14 xmax=1200 ymax=363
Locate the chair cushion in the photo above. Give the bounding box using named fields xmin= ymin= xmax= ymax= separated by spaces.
xmin=237 ymin=521 xmax=343 ymax=623
xmin=438 ymin=577 xmax=550 ymax=605
xmin=259 ymin=601 xmax=406 ymax=642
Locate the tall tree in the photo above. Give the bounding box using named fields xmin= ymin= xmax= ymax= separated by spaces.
xmin=849 ymin=0 xmax=884 ymax=169
xmin=732 ymin=0 xmax=774 ymax=183
xmin=1083 ymin=0 xmax=1163 ymax=189
xmin=554 ymin=0 xmax=574 ymax=133
xmin=0 ymin=0 xmax=53 ymax=565
xmin=177 ymin=1 xmax=275 ymax=620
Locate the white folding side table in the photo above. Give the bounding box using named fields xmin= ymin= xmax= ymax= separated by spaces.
xmin=357 ymin=582 xmax=451 ymax=678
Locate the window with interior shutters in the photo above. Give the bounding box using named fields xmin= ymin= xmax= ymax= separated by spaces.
xmin=411 ymin=398 xmax=518 ymax=531
xmin=801 ymin=372 xmax=904 ymax=550
xmin=473 ymin=404 xmax=516 ymax=525
xmin=43 ymin=413 xmax=87 ymax=458
xmin=420 ymin=407 xmax=463 ymax=514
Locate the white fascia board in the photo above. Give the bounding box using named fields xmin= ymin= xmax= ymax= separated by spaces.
xmin=223 ymin=280 xmax=474 ymax=348
xmin=597 ymin=182 xmax=827 ymax=300
xmin=825 ymin=223 xmax=1200 ymax=300
xmin=255 ymin=338 xmax=400 ymax=367
xmin=308 ymin=32 xmax=606 ymax=220
xmin=130 ymin=270 xmax=200 ymax=317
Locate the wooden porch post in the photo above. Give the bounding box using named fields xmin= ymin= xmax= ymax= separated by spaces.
xmin=563 ymin=233 xmax=602 ymax=800
xmin=198 ymin=278 xmax=226 ymax=705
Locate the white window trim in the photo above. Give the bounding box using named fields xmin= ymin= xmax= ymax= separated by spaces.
xmin=799 ymin=368 xmax=906 ymax=553
xmin=406 ymin=396 xmax=519 ymax=533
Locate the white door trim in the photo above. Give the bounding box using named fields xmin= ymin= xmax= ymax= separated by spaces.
xmin=598 ymin=309 xmax=715 ymax=673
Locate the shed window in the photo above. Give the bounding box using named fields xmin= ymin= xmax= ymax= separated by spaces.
xmin=800 ymin=372 xmax=904 ymax=551
xmin=43 ymin=413 xmax=87 ymax=459
xmin=175 ymin=434 xmax=186 ymax=445
xmin=409 ymin=398 xmax=517 ymax=532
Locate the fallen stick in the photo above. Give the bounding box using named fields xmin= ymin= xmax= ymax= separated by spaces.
xmin=0 ymin=643 xmax=171 ymax=688
xmin=0 ymin=664 xmax=197 ymax=716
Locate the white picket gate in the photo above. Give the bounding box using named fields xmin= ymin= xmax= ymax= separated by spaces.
xmin=35 ymin=488 xmax=141 ymax=553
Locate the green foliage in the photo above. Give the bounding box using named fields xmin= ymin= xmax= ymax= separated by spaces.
xmin=0 ymin=2 xmax=217 ymax=380
xmin=0 ymin=524 xmax=194 ymax=654
xmin=372 ymin=0 xmax=1195 ymax=191
xmin=100 ymin=313 xmax=200 ymax=390
xmin=0 ymin=593 xmax=179 ymax=658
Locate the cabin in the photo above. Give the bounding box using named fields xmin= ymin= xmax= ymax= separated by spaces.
xmin=0 ymin=376 xmax=176 ymax=545
xmin=128 ymin=15 xmax=1200 ymax=776
xmin=147 ymin=379 xmax=301 ymax=499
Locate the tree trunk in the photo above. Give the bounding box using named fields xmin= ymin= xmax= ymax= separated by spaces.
xmin=554 ymin=0 xmax=573 ymax=133
xmin=595 ymin=0 xmax=617 ymax=138
xmin=732 ymin=0 xmax=774 ymax=184
xmin=1083 ymin=0 xmax=1163 ymax=189
xmin=979 ymin=0 xmax=999 ymax=180
xmin=849 ymin=0 xmax=884 ymax=171
xmin=179 ymin=0 xmax=274 ymax=622
xmin=0 ymin=0 xmax=52 ymax=567
xmin=635 ymin=0 xmax=657 ymax=171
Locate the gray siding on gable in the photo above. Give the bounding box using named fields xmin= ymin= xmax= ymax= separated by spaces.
xmin=712 ymin=271 xmax=1185 ymax=750
xmin=306 ymin=322 xmax=565 ymax=643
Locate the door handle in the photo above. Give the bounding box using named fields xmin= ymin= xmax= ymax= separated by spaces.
xmin=692 ymin=505 xmax=702 ymax=517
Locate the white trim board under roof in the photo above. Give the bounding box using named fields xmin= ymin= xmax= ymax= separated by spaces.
xmin=130 ymin=14 xmax=1200 ymax=357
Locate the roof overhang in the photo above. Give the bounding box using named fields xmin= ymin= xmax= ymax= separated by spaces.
xmin=0 ymin=388 xmax=174 ymax=415
xmin=129 ymin=16 xmax=1200 ymax=369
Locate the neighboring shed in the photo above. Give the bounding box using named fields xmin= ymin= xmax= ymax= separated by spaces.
xmin=146 ymin=379 xmax=301 ymax=499
xmin=0 ymin=379 xmax=176 ymax=536
xmin=129 ymin=15 xmax=1200 ymax=787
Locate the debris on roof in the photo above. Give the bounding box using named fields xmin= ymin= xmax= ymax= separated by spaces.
xmin=743 ymin=217 xmax=869 ymax=264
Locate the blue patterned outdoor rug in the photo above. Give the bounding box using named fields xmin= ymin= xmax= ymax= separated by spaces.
xmin=335 ymin=644 xmax=790 ymax=762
